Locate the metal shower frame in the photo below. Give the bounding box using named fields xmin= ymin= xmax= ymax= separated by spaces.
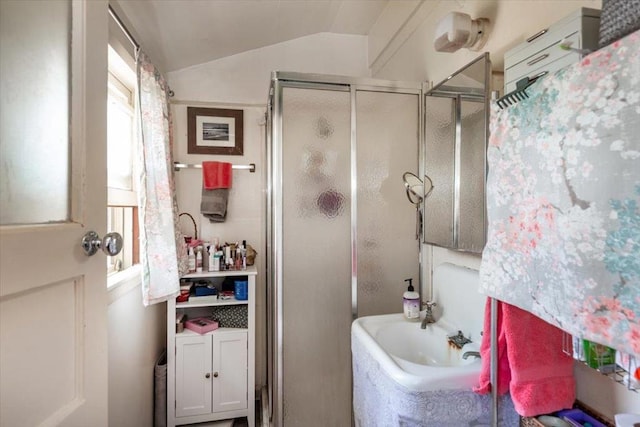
xmin=266 ymin=71 xmax=423 ymax=427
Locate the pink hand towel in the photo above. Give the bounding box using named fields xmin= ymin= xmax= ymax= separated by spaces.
xmin=474 ymin=298 xmax=511 ymax=395
xmin=503 ymin=303 xmax=575 ymax=417
xmin=474 ymin=299 xmax=575 ymax=417
xmin=202 ymin=161 xmax=232 ymax=189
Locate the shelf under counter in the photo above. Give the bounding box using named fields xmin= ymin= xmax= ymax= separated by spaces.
xmin=176 ymin=296 xmax=248 ymax=308
xmin=176 ymin=327 xmax=248 ymax=338
xmin=181 ymin=265 xmax=257 ymax=280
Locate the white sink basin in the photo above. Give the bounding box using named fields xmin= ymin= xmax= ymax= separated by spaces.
xmin=375 ymin=320 xmax=478 ymax=367
xmin=352 ymin=312 xmax=481 ymax=391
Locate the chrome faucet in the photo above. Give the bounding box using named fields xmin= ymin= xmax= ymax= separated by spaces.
xmin=462 ymin=351 xmax=481 ymax=360
xmin=448 ymin=330 xmax=472 ymax=349
xmin=420 ymin=301 xmax=437 ymax=329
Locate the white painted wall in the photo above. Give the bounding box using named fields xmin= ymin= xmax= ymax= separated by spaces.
xmin=370 ymin=0 xmax=639 ymax=417
xmin=172 ymin=103 xmax=266 ymax=393
xmin=108 ymin=279 xmax=166 ymax=427
xmin=167 ymin=32 xmax=370 ymax=392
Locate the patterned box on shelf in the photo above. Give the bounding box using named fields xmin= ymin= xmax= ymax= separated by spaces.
xmin=210 ymin=305 xmax=247 ymax=328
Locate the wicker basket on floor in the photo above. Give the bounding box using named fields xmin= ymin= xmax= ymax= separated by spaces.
xmin=520 ymin=416 xmax=544 ymax=427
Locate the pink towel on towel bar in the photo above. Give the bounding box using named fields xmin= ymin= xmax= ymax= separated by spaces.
xmin=474 ymin=298 xmax=576 ymax=417
xmin=474 ymin=298 xmax=511 ymax=395
xmin=202 ymin=161 xmax=232 ymax=189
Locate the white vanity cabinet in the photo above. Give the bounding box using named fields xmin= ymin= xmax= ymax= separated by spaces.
xmin=504 ymin=7 xmax=600 ymax=94
xmin=167 ymin=267 xmax=256 ymax=427
xmin=175 ymin=330 xmax=248 ymax=417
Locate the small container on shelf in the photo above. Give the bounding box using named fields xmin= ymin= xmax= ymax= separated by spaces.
xmin=616 ymin=351 xmax=640 ymax=390
xmin=176 ymin=314 xmax=186 ymax=333
xmin=219 ymin=290 xmax=235 ymax=300
xmin=583 ymin=339 xmax=616 ymax=372
xmin=184 ymin=317 xmax=219 ymax=334
xmin=556 ymin=409 xmax=607 ymax=427
xmin=235 ymin=280 xmax=248 ymax=300
xmin=193 ymin=280 xmax=218 ymax=297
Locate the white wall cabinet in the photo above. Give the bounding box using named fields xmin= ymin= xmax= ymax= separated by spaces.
xmin=167 ymin=267 xmax=256 ymax=427
xmin=504 ymin=7 xmax=601 ymax=94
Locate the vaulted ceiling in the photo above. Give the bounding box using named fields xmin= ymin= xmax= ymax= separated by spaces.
xmin=115 ymin=0 xmax=390 ymax=73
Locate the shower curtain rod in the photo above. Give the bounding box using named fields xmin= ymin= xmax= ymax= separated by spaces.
xmin=173 ymin=162 xmax=256 ymax=173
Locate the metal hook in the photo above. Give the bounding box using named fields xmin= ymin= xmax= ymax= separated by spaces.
xmin=496 ymin=71 xmax=547 ymax=109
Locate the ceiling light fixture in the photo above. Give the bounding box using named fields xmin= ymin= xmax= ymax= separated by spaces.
xmin=434 ymin=12 xmax=490 ymax=53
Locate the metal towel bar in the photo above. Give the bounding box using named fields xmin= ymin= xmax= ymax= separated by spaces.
xmin=173 ymin=162 xmax=256 ymax=173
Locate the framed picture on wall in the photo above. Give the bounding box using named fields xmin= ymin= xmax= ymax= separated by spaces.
xmin=187 ymin=107 xmax=244 ymax=155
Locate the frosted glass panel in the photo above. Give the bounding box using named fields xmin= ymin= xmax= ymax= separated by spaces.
xmin=356 ymin=91 xmax=420 ymax=317
xmin=459 ymin=100 xmax=486 ymax=252
xmin=424 ymin=96 xmax=455 ymax=247
xmin=0 ymin=0 xmax=71 ymax=225
xmin=281 ymin=87 xmax=352 ymax=427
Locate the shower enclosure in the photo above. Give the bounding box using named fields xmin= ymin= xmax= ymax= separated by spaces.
xmin=266 ymin=72 xmax=422 ymax=426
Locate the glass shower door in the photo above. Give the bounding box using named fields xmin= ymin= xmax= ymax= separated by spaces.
xmin=280 ymin=86 xmax=353 ymax=426
xmin=355 ymin=90 xmax=421 ymax=317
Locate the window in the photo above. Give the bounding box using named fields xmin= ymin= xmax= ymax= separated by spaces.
xmin=107 ymin=44 xmax=139 ymax=282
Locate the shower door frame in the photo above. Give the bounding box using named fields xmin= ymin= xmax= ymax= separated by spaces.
xmin=267 ymin=71 xmax=423 ymax=426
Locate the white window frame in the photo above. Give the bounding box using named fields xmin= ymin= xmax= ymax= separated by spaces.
xmin=107 ymin=44 xmax=139 ymax=288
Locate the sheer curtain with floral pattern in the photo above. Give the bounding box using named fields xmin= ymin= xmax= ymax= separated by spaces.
xmin=136 ymin=49 xmax=187 ymax=306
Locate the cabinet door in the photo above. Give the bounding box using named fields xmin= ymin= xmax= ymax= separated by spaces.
xmin=212 ymin=331 xmax=248 ymax=413
xmin=176 ymin=334 xmax=213 ymax=417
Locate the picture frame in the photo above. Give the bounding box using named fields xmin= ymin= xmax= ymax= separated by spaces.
xmin=187 ymin=107 xmax=244 ymax=155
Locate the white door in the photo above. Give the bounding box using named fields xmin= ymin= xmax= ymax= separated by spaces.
xmin=212 ymin=331 xmax=248 ymax=413
xmin=176 ymin=334 xmax=213 ymax=418
xmin=0 ymin=1 xmax=109 ymax=426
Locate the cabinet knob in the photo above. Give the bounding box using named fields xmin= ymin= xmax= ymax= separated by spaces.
xmin=205 ymin=373 xmax=211 ymax=379
xmin=213 ymin=372 xmax=219 ymax=378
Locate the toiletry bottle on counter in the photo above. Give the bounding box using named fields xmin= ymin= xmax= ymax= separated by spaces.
xmin=188 ymin=247 xmax=196 ymax=273
xmin=196 ymin=246 xmax=203 ymax=273
xmin=208 ymin=246 xmax=215 ymax=272
xmin=403 ymin=278 xmax=420 ymax=321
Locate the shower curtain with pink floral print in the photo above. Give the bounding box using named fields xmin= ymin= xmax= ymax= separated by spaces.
xmin=137 ymin=50 xmax=188 ymax=306
xmin=479 ymin=30 xmax=640 ymax=357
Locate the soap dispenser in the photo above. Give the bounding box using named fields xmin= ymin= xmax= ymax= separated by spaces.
xmin=403 ymin=278 xmax=420 ymax=321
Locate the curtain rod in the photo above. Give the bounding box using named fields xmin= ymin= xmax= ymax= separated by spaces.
xmin=173 ymin=162 xmax=256 ymax=173
xmin=108 ymin=5 xmax=175 ymax=97
xmin=108 ymin=5 xmax=139 ymax=50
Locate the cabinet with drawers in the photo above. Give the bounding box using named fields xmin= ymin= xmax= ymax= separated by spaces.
xmin=504 ymin=7 xmax=601 ymax=94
